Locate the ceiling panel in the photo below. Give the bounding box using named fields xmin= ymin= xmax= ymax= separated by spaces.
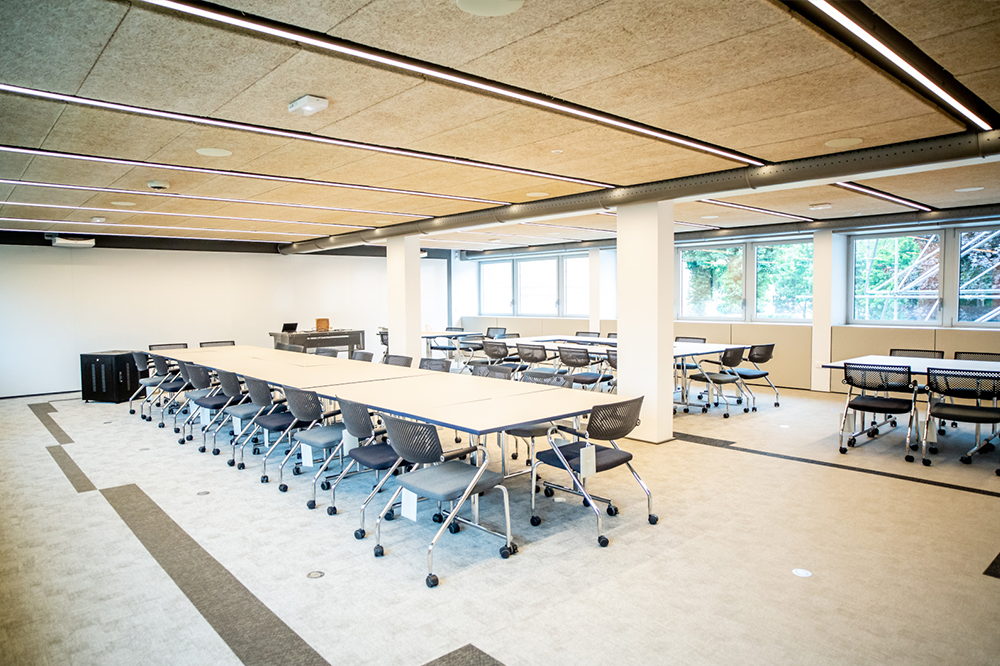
xmin=857 ymin=161 xmax=1000 ymax=210
xmin=6 ymin=185 xmax=94 ymax=208
xmin=719 ymin=184 xmax=912 ymax=219
xmin=39 ymin=104 xmax=192 ymax=162
xmin=0 ymin=95 xmax=66 ymax=147
xmin=674 ymin=201 xmax=780 ymax=228
xmin=226 ymin=0 xmax=369 ymax=33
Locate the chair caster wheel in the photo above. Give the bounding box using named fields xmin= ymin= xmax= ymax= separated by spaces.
xmin=261 ymin=475 xmax=268 ymax=483
xmin=212 ymin=448 xmax=220 ymax=456
xmin=713 ymin=402 xmax=719 ymax=407
xmin=129 ymin=409 xmax=135 ymax=415
xmin=227 ymin=459 xmax=235 ymax=467
xmin=178 ymin=439 xmax=185 ymax=445
xmin=543 ymin=487 xmax=554 ymax=497
xmin=909 ymin=443 xmax=918 ymax=451
xmin=702 ymin=407 xmax=708 ymax=414
xmin=526 ymin=458 xmax=531 ymax=467
xmin=607 ymin=504 xmax=619 ymax=516
xmin=198 ymin=446 xmax=206 ymax=453
xmin=951 ymin=422 xmax=958 ymax=428
xmin=306 ymin=500 xmax=316 ymax=510
xmin=354 ymin=528 xmax=366 ymax=540
xmin=374 ymin=545 xmax=384 ymax=558
xmin=904 ymin=455 xmax=914 ymax=462
xmin=385 ymin=510 xmax=395 ymax=521
xmin=995 ymin=469 xmax=1000 ymax=476
xmin=158 ymin=423 xmax=165 ymax=428
xmin=292 ymin=467 xmax=301 ymax=475
xmin=984 ymin=443 xmax=996 ymax=453
xmin=278 ymin=484 xmax=288 ymax=492
xmin=744 ymin=408 xmax=749 ymax=413
xmin=736 ymin=398 xmax=742 ymax=404
xmin=847 ymin=437 xmax=856 ymax=447
xmin=582 ymin=498 xmax=590 ymax=507
xmin=327 ymin=506 xmax=337 ymax=515
xmin=751 ymin=407 xmax=757 ymax=412
xmin=253 ymin=448 xmax=260 ymax=455
xmin=237 ymin=462 xmax=245 ymax=470
xmin=774 ymin=402 xmax=780 ymax=407
xmin=683 ymin=408 xmax=689 ymax=413
xmin=929 ymin=446 xmax=938 ymax=455
xmin=723 ymin=412 xmax=730 ymax=419
xmin=511 ymin=452 xmax=518 ymax=460
xmin=432 ymin=513 xmax=443 ymax=523
xmin=448 ymin=522 xmax=460 ymax=534
xmin=937 ymin=428 xmax=946 ymax=437
xmin=924 ymin=459 xmax=932 ymax=467
xmin=648 ymin=514 xmax=658 ymax=525
xmin=454 ymin=435 xmax=461 ymax=443
xmin=597 ymin=535 xmax=609 ymax=548
xmin=186 ymin=435 xmax=192 ymax=441
xmin=500 ymin=546 xmax=512 ymax=559
xmin=320 ymin=481 xmax=331 ymax=491
xmin=173 ymin=427 xmax=180 ymax=434
xmin=426 ymin=574 xmax=438 ymax=588
xmin=839 ymin=447 xmax=847 ymax=454
xmin=530 ymin=515 xmax=541 ymax=526
xmin=890 ymin=420 xmax=897 ymax=427
xmin=960 ymin=456 xmax=971 ymax=465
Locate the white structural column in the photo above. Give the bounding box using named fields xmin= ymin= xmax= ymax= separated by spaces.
xmin=588 ymin=247 xmax=601 ymax=333
xmin=617 ymin=201 xmax=674 ymax=443
xmin=386 ymin=235 xmax=422 ymax=361
xmin=810 ymin=229 xmax=848 ymax=391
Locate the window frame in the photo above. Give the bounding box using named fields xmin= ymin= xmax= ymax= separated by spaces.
xmin=949 ymin=225 xmax=1000 ymax=328
xmin=477 ymin=252 xmax=591 ymax=318
xmin=478 ymin=259 xmax=514 ymax=316
xmin=749 ymin=239 xmax=814 ymax=323
xmin=675 ymin=243 xmax=748 ymax=322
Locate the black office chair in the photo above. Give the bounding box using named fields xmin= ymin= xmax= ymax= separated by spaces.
xmin=129 ymin=351 xmax=164 ymax=416
xmin=199 ymin=340 xmax=235 ymax=347
xmin=575 ymin=331 xmax=600 ymax=338
xmin=686 ymin=347 xmax=748 ymax=417
xmin=486 ymin=327 xmax=506 ymax=339
xmin=429 ymin=327 xmax=463 ymax=358
xmin=234 ymin=375 xmax=288 ymax=469
xmin=378 ymin=329 xmax=390 ymax=361
xmin=352 ymin=350 xmax=374 ymax=362
xmin=530 ymin=396 xmax=655 ymax=547
xmin=171 ymin=362 xmax=216 ymax=441
xmin=148 ymin=355 xmax=190 ymax=427
xmin=281 ymin=386 xmax=345 ymax=500
xmin=607 ymin=332 xmax=618 ymax=339
xmin=471 ymin=364 xmax=514 ymax=380
xmin=558 ymin=346 xmax=614 ymax=390
xmin=889 ymin=348 xmax=944 ymax=359
xmin=384 ymin=354 xmax=413 ymax=367
xmin=373 ymin=414 xmax=514 ymax=588
xmin=955 ymin=351 xmax=1000 ymax=362
xmin=921 ymin=368 xmax=1000 ymax=467
xmin=187 ymin=365 xmax=245 ymax=455
xmin=838 ymin=363 xmax=917 ymax=457
xmin=732 ymin=343 xmax=779 ymax=410
xmin=516 ymin=343 xmax=566 ymax=381
xmin=418 ymin=358 xmax=451 ymax=372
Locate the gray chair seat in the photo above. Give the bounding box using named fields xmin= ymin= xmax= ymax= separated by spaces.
xmin=848 ymin=395 xmax=913 ymax=414
xmin=523 ymin=367 xmax=568 ymax=378
xmin=192 ymin=393 xmax=233 ymax=409
xmin=506 ymin=423 xmax=552 ymax=439
xmin=688 ymin=371 xmax=740 ymax=385
xmin=929 ymin=403 xmax=1000 ymax=424
xmin=569 ymin=372 xmax=614 ymax=385
xmin=396 ymin=461 xmax=503 ymax=502
xmin=349 ymin=443 xmax=400 ymax=470
xmin=536 ymin=441 xmax=632 ymax=473
xmin=225 ymin=402 xmax=266 ymax=419
xmin=185 ymin=387 xmax=213 ymax=400
xmin=253 ymin=412 xmax=299 ymax=431
xmin=159 ymin=379 xmax=189 ymax=392
xmin=296 ymin=422 xmax=346 ymax=448
xmin=139 ymin=374 xmax=169 ymax=387
xmin=734 ymin=368 xmax=768 ymax=380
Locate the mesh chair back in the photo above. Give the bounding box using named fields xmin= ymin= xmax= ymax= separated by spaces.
xmin=244 ymin=376 xmax=274 ymax=407
xmin=132 ymin=351 xmax=150 ymax=371
xmin=890 ymin=348 xmax=944 ymax=359
xmin=955 ymin=351 xmax=1000 ymax=362
xmin=523 ymin=373 xmax=571 ymax=388
xmin=176 ymin=361 xmax=192 ymax=383
xmin=352 ymin=351 xmax=374 ymax=362
xmin=188 ymin=365 xmax=213 ymax=390
xmin=151 ymin=355 xmax=171 ymax=376
xmin=379 ymin=330 xmax=389 ymax=346
xmin=926 ymin=368 xmax=1000 ymax=400
xmin=502 ymin=333 xmax=520 ymax=338
xmin=419 ymin=358 xmax=451 ymax=372
xmin=382 ymin=414 xmax=442 ymax=464
xmin=274 ymin=342 xmax=290 ymax=351
xmin=575 ymin=331 xmax=600 ymax=338
xmin=675 ymin=336 xmax=706 ymax=343
xmin=485 ymin=365 xmax=514 ymax=380
xmin=607 ymin=332 xmax=617 ymax=339
xmin=486 ymin=327 xmax=506 ymax=339
xmin=719 ymin=346 xmax=744 ymax=368
xmin=217 ymin=370 xmax=242 ymax=398
xmin=446 ymin=327 xmax=463 ymax=332
xmin=517 ymin=343 xmax=548 ymax=364
xmin=284 ymin=386 xmax=323 ymax=422
xmin=843 ymin=363 xmax=913 ymax=392
xmin=747 ymin=344 xmax=774 ymax=364
xmin=199 ymin=340 xmax=234 ymax=347
xmin=287 ymin=344 xmax=306 ymax=353
xmin=606 ymin=348 xmax=617 ymax=369
xmin=558 ymin=346 xmax=593 ymax=368
xmin=587 ymin=396 xmax=644 ymax=441
xmin=149 ymin=343 xmax=187 ymax=350
xmin=315 ymin=347 xmax=339 ymax=357
xmin=471 ymin=365 xmax=490 ymax=378
xmin=384 ymin=354 xmax=412 ymax=367
xmin=483 ymin=339 xmax=510 ymax=361
xmin=337 ymin=398 xmax=375 ymax=439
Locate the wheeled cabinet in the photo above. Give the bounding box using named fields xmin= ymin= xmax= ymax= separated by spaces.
xmin=81 ymin=350 xmax=143 ymax=403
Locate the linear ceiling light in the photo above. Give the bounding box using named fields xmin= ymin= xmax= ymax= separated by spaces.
xmin=133 ymin=0 xmax=765 ymax=167
xmin=834 ymin=181 xmax=933 ymax=211
xmin=0 ymin=179 xmax=429 ymax=219
xmin=520 ymin=221 xmax=615 ymax=234
xmin=807 ymin=0 xmax=991 ymax=131
xmin=700 ymin=199 xmax=813 ymax=222
xmin=675 ymin=220 xmax=721 ymax=230
xmin=0 ymin=145 xmax=507 ymax=205
xmin=0 ymin=83 xmax=611 ymax=189
xmin=0 ymin=225 xmax=280 ymax=244
xmin=2 ymin=200 xmax=375 ymax=230
xmin=0 ymin=216 xmax=314 ymax=237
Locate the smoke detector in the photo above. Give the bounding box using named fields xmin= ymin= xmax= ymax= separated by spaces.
xmin=288 ymin=95 xmax=329 ymax=116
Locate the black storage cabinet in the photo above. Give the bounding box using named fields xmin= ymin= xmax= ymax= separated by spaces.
xmin=81 ymin=351 xmax=143 ymax=403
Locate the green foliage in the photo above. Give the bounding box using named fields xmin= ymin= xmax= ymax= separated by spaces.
xmin=681 ymin=247 xmax=743 ymax=317
xmin=755 ymin=243 xmax=813 ymax=318
xmin=853 ymin=234 xmax=940 ymax=321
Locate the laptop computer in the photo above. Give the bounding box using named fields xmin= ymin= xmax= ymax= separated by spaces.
xmin=281 ymin=322 xmax=297 ymax=332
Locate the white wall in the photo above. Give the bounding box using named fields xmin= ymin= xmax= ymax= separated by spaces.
xmin=0 ymin=244 xmax=389 ymax=397
xmin=451 ymin=250 xmax=478 ymax=326
xmin=420 ymin=258 xmax=448 ymax=332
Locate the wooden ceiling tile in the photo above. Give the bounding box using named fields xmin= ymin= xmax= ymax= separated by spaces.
xmin=40 ymin=106 xmax=191 ymax=161
xmin=0 ymin=95 xmax=67 ymax=147
xmin=375 ymin=165 xmax=596 ymax=203
xmin=857 ymin=161 xmax=1000 ymax=210
xmin=675 ymin=201 xmax=777 ymax=227
xmin=104 ymin=166 xmax=217 ymax=196
xmin=7 ymin=185 xmax=93 ymax=208
xmin=146 ymin=126 xmax=300 ymax=174
xmin=959 ymin=68 xmax=1000 ymax=108
xmin=81 ymin=193 xmax=231 ymax=217
xmin=225 ymin=0 xmax=369 ymax=33
xmin=0 ymin=204 xmax=69 ymax=221
xmin=0 ymin=152 xmax=35 ymax=181
xmin=18 ymin=155 xmax=132 ymax=188
xmin=0 ymin=184 xmax=13 ymax=201
xmin=721 ymin=184 xmax=911 ymax=219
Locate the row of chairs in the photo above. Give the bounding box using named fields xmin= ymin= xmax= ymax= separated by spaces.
xmin=673 ymin=337 xmax=778 ymax=417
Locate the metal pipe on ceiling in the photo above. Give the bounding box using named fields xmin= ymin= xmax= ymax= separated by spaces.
xmin=279 ymin=129 xmax=1000 ymax=255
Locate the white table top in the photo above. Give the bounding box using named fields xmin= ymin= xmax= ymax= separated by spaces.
xmin=422 ymin=331 xmax=482 ymax=338
xmin=823 ymin=354 xmax=1000 ymax=375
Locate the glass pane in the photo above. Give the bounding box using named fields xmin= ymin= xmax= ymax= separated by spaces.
xmin=518 ymin=258 xmax=558 ymax=315
xmin=853 ymin=234 xmax=940 ymax=322
xmin=563 ymin=255 xmax=589 ymax=316
xmin=480 ymin=261 xmax=512 ymax=315
xmin=755 ymin=243 xmax=813 ymax=319
xmin=680 ymin=246 xmax=743 ymax=318
xmin=959 ymin=230 xmax=1000 ymax=323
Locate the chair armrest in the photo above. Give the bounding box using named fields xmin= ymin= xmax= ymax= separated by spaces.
xmin=555 ymin=423 xmax=586 ymax=439
xmin=322 ymin=408 xmax=341 ymax=420
xmin=440 ymin=446 xmax=478 ymax=462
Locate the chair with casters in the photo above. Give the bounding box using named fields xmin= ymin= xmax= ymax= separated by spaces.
xmin=504 ymin=373 xmax=572 ymax=468
xmin=147 ymin=355 xmax=191 ymax=427
xmin=378 ymin=329 xmax=390 ymax=361
xmin=234 ymin=377 xmax=298 ymax=482
xmin=199 ymin=340 xmax=235 ymax=347
xmin=732 ymin=343 xmax=779 ymax=409
xmin=281 ymin=386 xmax=345 ymax=501
xmin=231 ymin=375 xmax=286 ymax=469
xmin=373 ymin=414 xmax=514 ymax=588
xmin=516 ymin=343 xmax=566 ymax=381
xmin=352 ymin=350 xmax=374 ymax=362
xmin=458 ymin=334 xmax=485 ymax=366
xmin=171 ymin=362 xmax=217 ymax=440
xmin=137 ymin=348 xmax=185 ymax=420
xmin=955 ymin=351 xmax=1000 ymax=362
xmin=920 ymin=368 xmax=1000 ymax=466
xmin=418 ymin=358 xmax=451 ymax=373
xmin=429 ymin=327 xmax=463 ymax=359
xmin=185 ymin=365 xmax=246 ymax=454
xmin=686 ymin=346 xmax=749 ymax=417
xmin=837 ymin=363 xmax=918 ymax=458
xmin=575 ymin=331 xmax=600 ymax=339
xmin=479 ymin=339 xmax=529 ymax=374
xmin=129 ymin=351 xmax=165 ymax=417
xmin=890 ymin=348 xmax=944 ymax=359
xmin=530 ymin=395 xmax=655 ymax=547
xmin=315 ymin=347 xmax=339 ymax=357
xmin=606 ymin=348 xmax=618 ymax=393
xmin=471 ymin=364 xmax=514 ymax=380
xmin=384 ymin=354 xmax=413 ymax=368
xmin=558 ymin=346 xmax=614 ymax=391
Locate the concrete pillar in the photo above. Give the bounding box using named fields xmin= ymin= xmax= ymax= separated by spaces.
xmin=588 ymin=248 xmax=601 ymax=334
xmin=617 ymin=201 xmax=674 ymax=443
xmin=386 ymin=235 xmax=422 ymax=361
xmin=810 ymin=229 xmax=848 ymax=391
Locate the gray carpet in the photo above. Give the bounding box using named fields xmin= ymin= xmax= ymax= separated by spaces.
xmin=423 ymin=644 xmax=505 ymax=666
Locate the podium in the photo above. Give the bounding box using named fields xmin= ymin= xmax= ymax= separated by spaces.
xmin=269 ymin=329 xmax=365 ymax=356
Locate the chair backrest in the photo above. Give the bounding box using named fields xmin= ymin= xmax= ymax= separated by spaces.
xmin=747 ymin=343 xmax=774 ymax=364
xmin=149 ymin=342 xmax=187 ymax=350
xmin=287 ymin=344 xmax=306 ymax=353
xmin=315 ymin=347 xmax=339 ymax=357
xmin=337 ymin=398 xmax=375 ymax=439
xmin=151 ymin=354 xmax=171 ymax=376
xmin=719 ymin=346 xmax=744 ymax=368
xmin=575 ymin=331 xmax=600 ymax=338
xmin=217 ymin=370 xmax=242 ymax=398
xmin=516 ymin=343 xmax=548 ymax=364
xmin=199 ymin=340 xmax=235 ymax=347
xmin=176 ymin=360 xmax=192 ymax=384
xmin=244 ymin=376 xmax=275 ymax=407
xmin=955 ymin=351 xmax=1000 ymax=362
xmin=485 ymin=365 xmax=514 ymax=380
xmin=352 ymin=350 xmax=374 ymax=362
xmin=675 ymin=336 xmax=706 ymax=344
xmin=607 ymin=332 xmax=617 ymax=339
xmin=483 ymin=339 xmax=511 ymax=361
xmin=890 ymin=348 xmax=943 ymax=359
xmin=843 ymin=363 xmax=913 ymax=392
xmin=284 ymin=386 xmax=323 ymax=422
xmin=188 ymin=364 xmax=213 ymax=390
xmin=558 ymin=346 xmax=593 ymax=368
xmin=446 ymin=327 xmax=463 ymax=332
xmin=132 ymin=351 xmax=150 ymax=371
xmin=419 ymin=358 xmax=451 ymax=372
xmin=384 ymin=354 xmax=412 ymax=367
xmin=471 ymin=365 xmax=490 ymax=377
xmin=587 ymin=396 xmax=644 ymax=441
xmin=926 ymin=368 xmax=1000 ymax=401
xmin=379 ymin=330 xmax=389 ymax=346
xmin=502 ymin=332 xmax=519 ymax=338
xmin=486 ymin=327 xmax=506 ymax=339
xmin=523 ymin=373 xmax=571 ymax=387
xmin=382 ymin=414 xmax=442 ymax=464
xmin=274 ymin=342 xmax=290 ymax=351
xmin=606 ymin=348 xmax=617 ymax=370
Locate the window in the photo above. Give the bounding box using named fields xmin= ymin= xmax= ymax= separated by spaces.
xmin=518 ymin=258 xmax=558 ymax=315
xmin=563 ymin=255 xmax=589 ymax=316
xmin=755 ymin=242 xmax=813 ymax=319
xmin=958 ymin=230 xmax=1000 ymax=323
xmin=852 ymin=233 xmax=940 ymax=323
xmin=480 ymin=260 xmax=512 ymax=315
xmin=476 ymin=253 xmax=593 ymax=317
xmin=679 ymin=246 xmax=744 ymax=319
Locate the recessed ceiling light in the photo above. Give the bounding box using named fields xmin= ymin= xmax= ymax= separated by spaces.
xmin=824 ymin=137 xmax=863 ymax=148
xmin=90 ymin=216 xmax=106 ymax=223
xmin=955 ymin=186 xmax=984 ymax=192
xmin=457 ymin=0 xmax=524 ymax=17
xmin=288 ymin=94 xmax=328 ymax=116
xmin=700 ymin=215 xmax=719 ymax=219
xmin=147 ymin=180 xmax=169 ymax=191
xmin=196 ymin=147 xmax=232 ymax=157
xmin=808 ymin=203 xmax=833 ymax=210
xmin=487 ymin=238 xmax=502 ymax=243
xmin=526 ymin=192 xmax=549 ymax=198
xmin=110 ymin=201 xmax=136 ymax=206
xmin=551 ymin=150 xmax=563 ymax=154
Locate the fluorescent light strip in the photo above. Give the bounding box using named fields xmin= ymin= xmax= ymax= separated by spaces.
xmin=0 ymin=216 xmax=313 ymax=237
xmin=808 ymin=0 xmax=991 ymax=131
xmin=134 ymin=0 xmax=765 ymax=167
xmin=700 ymin=199 xmax=813 ymax=222
xmin=0 ymin=145 xmax=508 ymax=206
xmin=521 ymin=221 xmax=615 ymax=234
xmin=834 ymin=181 xmax=933 ymax=211
xmin=0 ymin=178 xmax=428 ymax=219
xmin=0 ymin=226 xmax=279 ymax=244
xmin=0 ymin=83 xmax=612 ymax=189
xmin=4 ymin=200 xmax=374 ymax=230
xmin=674 ymin=220 xmax=721 ymax=230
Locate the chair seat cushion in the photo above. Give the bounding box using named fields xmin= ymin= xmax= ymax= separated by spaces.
xmin=253 ymin=412 xmax=299 ymax=431
xmin=929 ymin=402 xmax=1000 ymax=424
xmin=429 ymin=344 xmax=458 ymax=351
xmin=296 ymin=423 xmax=346 ymax=448
xmin=159 ymin=380 xmax=189 ymax=393
xmin=688 ymin=372 xmax=740 ymax=385
xmin=193 ymin=393 xmax=233 ymax=409
xmin=674 ymin=362 xmax=699 ymax=371
xmin=349 ymin=443 xmax=400 ymax=470
xmin=505 ymin=423 xmax=552 ymax=439
xmin=848 ymin=395 xmax=913 ymax=414
xmin=139 ymin=375 xmax=169 ymax=387
xmin=523 ymin=368 xmax=568 ymax=378
xmin=501 ymin=362 xmax=530 ymax=372
xmin=185 ymin=388 xmax=213 ymax=400
xmin=397 ymin=461 xmax=503 ymax=502
xmin=734 ymin=368 xmax=768 ymax=380
xmin=225 ymin=402 xmax=259 ymax=419
xmin=536 ymin=441 xmax=632 ymax=473
xmin=570 ymin=372 xmax=614 ymax=385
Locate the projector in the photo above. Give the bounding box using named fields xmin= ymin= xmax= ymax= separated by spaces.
xmin=51 ymin=236 xmax=96 ymax=249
